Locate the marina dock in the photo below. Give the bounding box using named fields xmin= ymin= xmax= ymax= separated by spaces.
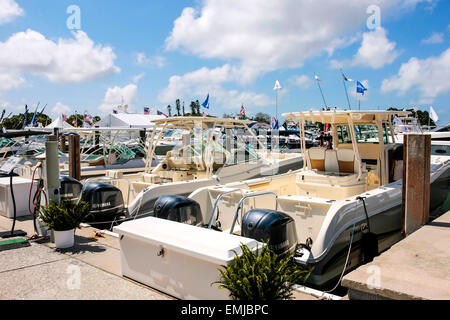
xmin=0 ymin=215 xmax=172 ymax=300
xmin=342 ymin=210 xmax=450 ymax=300
xmin=0 ymin=214 xmax=322 ymax=300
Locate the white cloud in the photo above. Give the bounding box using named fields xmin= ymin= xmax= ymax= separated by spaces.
xmin=289 ymin=75 xmax=311 ymax=89
xmin=332 ymin=28 xmax=399 ymax=69
xmin=351 ymin=28 xmax=399 ymax=69
xmin=158 ymin=65 xmax=271 ymax=111
xmin=99 ymin=84 xmax=138 ymax=113
xmin=421 ymin=32 xmax=444 ymax=44
xmin=0 ymin=0 xmax=24 ymax=25
xmin=0 ymin=70 xmax=24 ymax=93
xmin=135 ymin=53 xmax=166 ymax=68
xmin=132 ymin=72 xmax=146 ymax=84
xmin=51 ymin=102 xmax=72 ymax=116
xmin=0 ymin=29 xmax=120 ymax=84
xmin=381 ymin=48 xmax=450 ymax=103
xmin=165 ymin=0 xmax=428 ymax=80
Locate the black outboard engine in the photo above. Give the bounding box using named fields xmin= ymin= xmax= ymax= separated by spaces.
xmin=80 ymin=182 xmax=125 ymax=223
xmin=59 ymin=176 xmax=83 ymax=202
xmin=242 ymin=209 xmax=298 ymax=256
xmin=154 ymin=195 xmax=202 ymax=225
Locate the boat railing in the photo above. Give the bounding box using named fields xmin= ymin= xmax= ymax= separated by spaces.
xmin=207 ymin=189 xmax=243 ymax=229
xmin=229 ymin=191 xmax=278 ymax=234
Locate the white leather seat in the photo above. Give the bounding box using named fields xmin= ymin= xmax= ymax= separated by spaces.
xmin=307 ymin=147 xmax=326 ymax=171
xmin=325 ymin=149 xmax=339 ymax=173
xmin=336 ymin=148 xmax=357 ymax=174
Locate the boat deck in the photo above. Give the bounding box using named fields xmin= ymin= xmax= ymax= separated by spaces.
xmin=342 ymin=210 xmax=450 ymax=300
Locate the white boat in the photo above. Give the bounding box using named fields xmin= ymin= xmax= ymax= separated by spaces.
xmin=113 ymin=110 xmax=450 ymax=299
xmin=83 ymin=117 xmax=303 ymax=225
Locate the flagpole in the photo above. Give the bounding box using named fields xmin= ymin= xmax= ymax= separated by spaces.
xmin=275 ymin=89 xmax=278 ymax=125
xmin=316 ymin=77 xmax=328 ymax=109
xmin=341 ymin=70 xmax=351 ymax=110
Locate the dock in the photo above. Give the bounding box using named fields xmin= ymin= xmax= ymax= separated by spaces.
xmin=342 ymin=210 xmax=450 ymax=300
xmin=0 ymin=215 xmax=173 ymax=300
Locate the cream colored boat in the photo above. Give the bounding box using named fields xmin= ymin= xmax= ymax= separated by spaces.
xmin=113 ymin=110 xmax=450 ymax=299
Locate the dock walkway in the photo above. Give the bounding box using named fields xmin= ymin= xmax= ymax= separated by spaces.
xmin=342 ymin=210 xmax=450 ymax=300
xmin=0 ymin=215 xmax=173 ymax=300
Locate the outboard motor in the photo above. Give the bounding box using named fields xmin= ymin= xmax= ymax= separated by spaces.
xmin=59 ymin=176 xmax=83 ymax=202
xmin=154 ymin=195 xmax=202 ymax=225
xmin=80 ymin=182 xmax=125 ymax=223
xmin=242 ymin=209 xmax=298 ymax=256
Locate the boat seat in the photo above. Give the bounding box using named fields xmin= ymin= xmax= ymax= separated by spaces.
xmin=324 ymin=149 xmax=339 ymax=173
xmin=307 ymin=147 xmax=326 ymax=171
xmin=337 ymin=148 xmax=357 ymax=174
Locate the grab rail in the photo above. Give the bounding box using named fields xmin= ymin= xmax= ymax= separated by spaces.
xmin=207 ymin=189 xmax=242 ymax=229
xmin=229 ymin=191 xmax=278 ymax=234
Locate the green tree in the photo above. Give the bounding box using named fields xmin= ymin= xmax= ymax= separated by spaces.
xmin=67 ymin=114 xmax=84 ymax=127
xmin=254 ymin=112 xmax=271 ymax=124
xmin=195 ymin=100 xmax=201 ymax=115
xmin=176 ymin=99 xmax=181 ymax=116
xmin=1 ymin=112 xmax=52 ymax=129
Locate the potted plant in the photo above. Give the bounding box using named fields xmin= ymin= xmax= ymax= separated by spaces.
xmin=213 ymin=243 xmax=312 ymax=300
xmin=39 ymin=199 xmax=91 ymax=249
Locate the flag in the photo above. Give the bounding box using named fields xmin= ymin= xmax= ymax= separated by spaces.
xmin=314 ymin=74 xmax=322 ymax=83
xmin=144 ymin=107 xmax=150 ymax=115
xmin=356 ymin=81 xmax=367 ymax=95
xmin=430 ymin=106 xmax=439 ymax=123
xmin=342 ymin=73 xmax=353 ymax=82
xmin=62 ymin=114 xmax=67 ymax=122
xmin=157 ymin=110 xmax=168 ymax=117
xmin=240 ymin=105 xmax=246 ymax=116
xmin=72 ymin=119 xmax=77 ymax=127
xmin=84 ymin=112 xmax=92 ymax=124
xmin=271 ymin=117 xmax=279 ymax=130
xmin=201 ymin=94 xmax=210 ymax=109
xmin=273 ymin=80 xmax=282 ymax=91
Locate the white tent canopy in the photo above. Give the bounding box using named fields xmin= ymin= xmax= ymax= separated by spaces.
xmin=45 ymin=116 xmax=74 ymax=129
xmin=98 ymin=113 xmax=166 ymax=129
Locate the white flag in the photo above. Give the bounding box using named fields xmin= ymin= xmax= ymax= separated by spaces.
xmin=430 ymin=106 xmax=439 ymax=122
xmin=273 ymin=80 xmax=282 ymax=91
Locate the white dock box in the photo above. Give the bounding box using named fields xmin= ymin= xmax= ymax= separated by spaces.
xmin=0 ymin=177 xmax=38 ymax=218
xmin=114 ymin=217 xmax=262 ymax=300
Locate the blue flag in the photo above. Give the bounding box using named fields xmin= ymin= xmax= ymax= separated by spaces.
xmin=201 ymin=94 xmax=210 ymax=109
xmin=356 ymin=81 xmax=367 ymax=95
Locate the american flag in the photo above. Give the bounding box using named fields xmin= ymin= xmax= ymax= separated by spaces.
xmin=84 ymin=113 xmax=92 ymax=123
xmin=144 ymin=107 xmax=150 ymax=115
xmin=72 ymin=119 xmax=77 ymax=127
xmin=157 ymin=110 xmax=168 ymax=117
xmin=240 ymin=105 xmax=245 ymax=116
xmin=62 ymin=114 xmax=67 ymax=122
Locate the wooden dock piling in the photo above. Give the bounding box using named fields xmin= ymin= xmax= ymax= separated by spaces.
xmin=402 ymin=133 xmax=431 ymax=236
xmin=68 ymin=134 xmax=81 ymax=181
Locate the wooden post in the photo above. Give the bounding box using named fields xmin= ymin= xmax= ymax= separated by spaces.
xmin=59 ymin=134 xmax=66 ymax=153
xmin=68 ymin=134 xmax=81 ymax=181
xmin=402 ymin=133 xmax=431 ymax=236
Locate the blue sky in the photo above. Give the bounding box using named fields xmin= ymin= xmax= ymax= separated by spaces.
xmin=0 ymin=0 xmax=449 ymax=124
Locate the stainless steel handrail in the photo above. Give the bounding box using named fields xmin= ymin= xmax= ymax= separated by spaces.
xmin=207 ymin=189 xmax=242 ymax=229
xmin=229 ymin=191 xmax=278 ymax=234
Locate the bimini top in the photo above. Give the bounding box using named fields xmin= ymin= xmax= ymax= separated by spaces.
xmin=283 ymin=110 xmax=410 ymax=124
xmin=151 ymin=116 xmax=253 ymax=130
